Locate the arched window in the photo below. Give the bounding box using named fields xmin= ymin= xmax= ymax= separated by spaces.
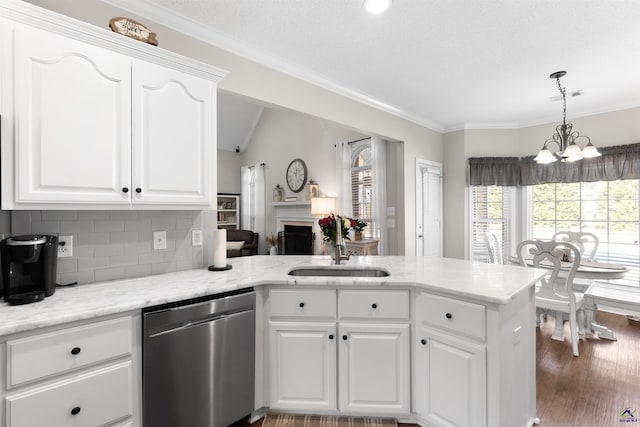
xmin=351 ymin=144 xmax=373 ymax=238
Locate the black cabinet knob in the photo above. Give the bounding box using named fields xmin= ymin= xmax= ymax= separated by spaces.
xmin=135 ymin=187 xmax=142 ymax=193
xmin=299 ymin=302 xmax=305 ymax=308
xmin=421 ymin=339 xmax=427 ymax=345
xmin=70 ymin=407 xmax=81 ymax=415
xmin=342 ymin=335 xmax=348 ymax=340
xmin=70 ymin=347 xmax=81 ymax=355
xmin=122 ymin=187 xmax=129 ymax=193
xmin=445 ymin=312 xmax=453 ymax=319
xmin=371 ymin=303 xmax=377 ymax=309
xmin=329 ymin=334 xmax=334 ymax=340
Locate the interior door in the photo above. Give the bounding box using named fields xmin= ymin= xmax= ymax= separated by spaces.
xmin=416 ymin=159 xmax=443 ymax=256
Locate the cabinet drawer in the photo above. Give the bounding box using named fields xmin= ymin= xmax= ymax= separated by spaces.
xmin=7 ymin=316 xmax=132 ymax=388
xmin=270 ymin=289 xmax=336 ymax=318
xmin=339 ymin=290 xmax=409 ymax=320
xmin=6 ymin=361 xmax=132 ymax=427
xmin=418 ymin=293 xmax=486 ymax=340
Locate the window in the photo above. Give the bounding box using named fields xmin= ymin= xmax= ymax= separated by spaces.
xmin=471 ymin=186 xmax=513 ymax=263
xmin=351 ymin=145 xmax=373 ymax=239
xmin=530 ymin=180 xmax=640 ymax=288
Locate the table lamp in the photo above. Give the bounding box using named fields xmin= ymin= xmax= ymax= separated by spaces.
xmin=311 ymin=196 xmax=335 ymax=216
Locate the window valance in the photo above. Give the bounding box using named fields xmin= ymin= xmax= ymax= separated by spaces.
xmin=469 ymin=142 xmax=640 ymax=186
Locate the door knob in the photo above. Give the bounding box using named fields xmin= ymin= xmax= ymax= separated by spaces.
xmin=122 ymin=187 xmax=129 ymax=193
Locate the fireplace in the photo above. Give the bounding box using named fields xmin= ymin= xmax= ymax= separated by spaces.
xmin=279 ymin=225 xmax=314 ymax=255
xmin=273 ymin=201 xmax=322 ymax=254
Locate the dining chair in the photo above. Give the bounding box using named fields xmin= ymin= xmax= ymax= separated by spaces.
xmin=517 ymin=239 xmax=585 ymax=356
xmin=484 ymin=232 xmax=503 ymax=264
xmin=552 ymin=231 xmax=599 ymax=262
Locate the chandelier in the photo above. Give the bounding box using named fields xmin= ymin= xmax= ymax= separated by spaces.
xmin=534 ymin=71 xmax=601 ymax=163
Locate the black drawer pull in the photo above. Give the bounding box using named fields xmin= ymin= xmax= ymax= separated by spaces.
xmin=70 ymin=347 xmax=81 ymax=355
xmin=329 ymin=334 xmax=334 ymax=340
xmin=135 ymin=187 xmax=142 ymax=193
xmin=445 ymin=312 xmax=453 ymax=320
xmin=122 ymin=187 xmax=129 ymax=193
xmin=371 ymin=303 xmax=377 ymax=309
xmin=342 ymin=335 xmax=348 ymax=340
xmin=299 ymin=302 xmax=305 ymax=308
xmin=70 ymin=407 xmax=81 ymax=415
xmin=421 ymin=339 xmax=427 ymax=345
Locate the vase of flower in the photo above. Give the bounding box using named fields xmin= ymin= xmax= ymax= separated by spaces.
xmin=350 ymin=218 xmax=367 ymax=241
xmin=265 ymin=233 xmax=278 ymax=256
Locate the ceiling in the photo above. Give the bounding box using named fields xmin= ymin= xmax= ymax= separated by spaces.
xmin=106 ymin=0 xmax=640 ymax=133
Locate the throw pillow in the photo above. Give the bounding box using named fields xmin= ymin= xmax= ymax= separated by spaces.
xmin=226 ymin=241 xmax=245 ymax=250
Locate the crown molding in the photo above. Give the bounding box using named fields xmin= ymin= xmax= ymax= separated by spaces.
xmin=101 ymin=0 xmax=446 ymax=133
xmin=444 ymin=100 xmax=640 ymax=134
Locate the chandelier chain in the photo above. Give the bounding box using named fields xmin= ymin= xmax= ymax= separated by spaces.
xmin=555 ymin=75 xmax=567 ymax=126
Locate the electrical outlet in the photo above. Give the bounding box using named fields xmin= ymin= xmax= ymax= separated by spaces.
xmin=192 ymin=229 xmax=203 ymax=246
xmin=153 ymin=231 xmax=167 ymax=250
xmin=58 ymin=235 xmax=73 ymax=258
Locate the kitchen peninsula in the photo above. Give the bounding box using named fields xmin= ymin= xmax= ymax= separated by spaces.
xmin=0 ymin=256 xmax=546 ymax=427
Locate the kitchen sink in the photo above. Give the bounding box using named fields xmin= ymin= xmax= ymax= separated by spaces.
xmin=287 ymin=266 xmax=390 ymax=277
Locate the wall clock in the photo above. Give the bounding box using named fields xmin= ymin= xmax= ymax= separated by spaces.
xmin=286 ymin=158 xmax=308 ymax=193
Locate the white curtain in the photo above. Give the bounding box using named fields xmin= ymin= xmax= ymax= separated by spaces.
xmin=241 ymin=164 xmax=266 ymax=254
xmin=336 ymin=141 xmax=352 ymax=216
xmin=371 ymin=137 xmax=388 ymax=255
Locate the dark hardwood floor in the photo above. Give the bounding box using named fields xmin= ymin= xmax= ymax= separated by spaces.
xmin=236 ymin=311 xmax=640 ymax=427
xmin=536 ymin=310 xmax=640 ymax=427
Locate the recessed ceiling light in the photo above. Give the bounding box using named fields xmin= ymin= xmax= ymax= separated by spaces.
xmin=364 ymin=0 xmax=392 ymax=14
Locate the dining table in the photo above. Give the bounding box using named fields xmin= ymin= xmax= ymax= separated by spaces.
xmin=508 ymin=255 xmax=629 ymax=340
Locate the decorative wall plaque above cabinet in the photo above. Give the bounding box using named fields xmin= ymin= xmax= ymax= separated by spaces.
xmin=109 ymin=17 xmax=158 ymax=46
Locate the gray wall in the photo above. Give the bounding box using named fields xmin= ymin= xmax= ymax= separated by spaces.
xmin=11 ymin=211 xmax=203 ymax=285
xmin=217 ymin=150 xmax=243 ymax=194
xmin=443 ymin=106 xmax=640 ymax=259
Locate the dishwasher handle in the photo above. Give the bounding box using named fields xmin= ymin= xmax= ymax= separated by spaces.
xmin=147 ymin=306 xmax=252 ymax=338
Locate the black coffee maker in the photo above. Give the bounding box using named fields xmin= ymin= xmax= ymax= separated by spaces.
xmin=1 ymin=234 xmax=58 ymax=305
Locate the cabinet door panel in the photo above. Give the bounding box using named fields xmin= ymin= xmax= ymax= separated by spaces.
xmin=13 ymin=27 xmax=131 ymax=204
xmin=339 ymin=323 xmax=410 ymax=413
xmin=132 ymin=61 xmax=212 ymax=205
xmin=269 ymin=321 xmax=337 ymax=411
xmin=416 ymin=327 xmax=486 ymax=427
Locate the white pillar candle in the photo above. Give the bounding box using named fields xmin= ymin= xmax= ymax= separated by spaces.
xmin=213 ymin=228 xmax=227 ymax=268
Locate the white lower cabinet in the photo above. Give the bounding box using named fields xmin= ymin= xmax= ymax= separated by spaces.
xmin=266 ymin=288 xmax=410 ymax=416
xmin=415 ymin=326 xmax=486 ymax=427
xmin=1 ymin=313 xmax=140 ymax=427
xmin=338 ymin=323 xmax=409 ymax=414
xmin=269 ymin=321 xmax=337 ymax=411
xmin=6 ymin=362 xmax=132 ymax=427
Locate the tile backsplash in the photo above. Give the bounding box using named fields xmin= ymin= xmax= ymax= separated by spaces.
xmin=10 ymin=210 xmax=204 ymax=286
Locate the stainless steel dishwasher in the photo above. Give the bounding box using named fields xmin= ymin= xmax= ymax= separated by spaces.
xmin=142 ymin=288 xmax=255 ymax=427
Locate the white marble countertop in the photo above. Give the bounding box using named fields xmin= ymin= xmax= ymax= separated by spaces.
xmin=0 ymin=255 xmax=546 ymax=336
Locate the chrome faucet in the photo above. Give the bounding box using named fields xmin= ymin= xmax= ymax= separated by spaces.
xmin=334 ymin=217 xmax=350 ymax=265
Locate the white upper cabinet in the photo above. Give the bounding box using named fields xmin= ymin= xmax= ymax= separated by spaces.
xmin=0 ymin=0 xmax=227 ymax=209
xmin=13 ymin=26 xmax=132 ymax=205
xmin=132 ymin=61 xmax=213 ymax=205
